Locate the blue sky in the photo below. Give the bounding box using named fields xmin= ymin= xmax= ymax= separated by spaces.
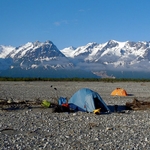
xmin=0 ymin=0 xmax=150 ymax=50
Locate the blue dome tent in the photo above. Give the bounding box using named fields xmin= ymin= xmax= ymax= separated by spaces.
xmin=68 ymin=88 xmax=110 ymax=113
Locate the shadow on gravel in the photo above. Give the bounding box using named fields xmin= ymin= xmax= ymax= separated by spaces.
xmin=108 ymin=105 xmax=129 ymax=113
xmin=127 ymin=94 xmax=134 ymax=96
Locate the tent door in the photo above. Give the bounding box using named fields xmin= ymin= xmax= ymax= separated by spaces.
xmin=93 ymin=96 xmax=107 ymax=112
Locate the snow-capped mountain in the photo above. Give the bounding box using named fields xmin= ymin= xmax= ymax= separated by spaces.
xmin=60 ymin=40 xmax=150 ymax=72
xmin=6 ymin=40 xmax=74 ymax=70
xmin=0 ymin=40 xmax=150 ymax=78
xmin=0 ymin=40 xmax=97 ymax=78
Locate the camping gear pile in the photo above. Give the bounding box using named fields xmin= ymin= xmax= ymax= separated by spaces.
xmin=47 ymin=88 xmax=110 ymax=114
xmin=53 ymin=97 xmax=70 ymax=112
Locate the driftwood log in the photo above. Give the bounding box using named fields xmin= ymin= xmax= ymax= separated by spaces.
xmin=0 ymin=99 xmax=43 ymax=110
xmin=0 ymin=99 xmax=57 ymax=110
xmin=126 ymin=98 xmax=150 ymax=110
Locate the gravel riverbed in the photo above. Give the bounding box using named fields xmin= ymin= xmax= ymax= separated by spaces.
xmin=0 ymin=81 xmax=150 ymax=150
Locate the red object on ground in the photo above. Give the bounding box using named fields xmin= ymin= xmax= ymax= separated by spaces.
xmin=62 ymin=103 xmax=69 ymax=108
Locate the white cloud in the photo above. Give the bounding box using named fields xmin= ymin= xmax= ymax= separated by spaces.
xmin=54 ymin=22 xmax=61 ymax=26
xmin=54 ymin=20 xmax=68 ymax=26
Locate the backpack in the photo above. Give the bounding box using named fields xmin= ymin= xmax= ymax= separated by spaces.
xmin=58 ymin=97 xmax=67 ymax=105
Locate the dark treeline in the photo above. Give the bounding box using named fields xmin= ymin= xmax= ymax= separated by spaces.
xmin=0 ymin=77 xmax=150 ymax=82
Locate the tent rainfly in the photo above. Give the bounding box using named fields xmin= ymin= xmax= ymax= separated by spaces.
xmin=111 ymin=88 xmax=127 ymax=96
xmin=68 ymin=88 xmax=110 ymax=113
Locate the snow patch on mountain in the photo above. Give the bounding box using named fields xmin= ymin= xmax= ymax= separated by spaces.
xmin=60 ymin=46 xmax=76 ymax=57
xmin=0 ymin=45 xmax=15 ymax=58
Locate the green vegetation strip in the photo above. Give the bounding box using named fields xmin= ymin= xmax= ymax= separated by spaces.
xmin=0 ymin=77 xmax=150 ymax=82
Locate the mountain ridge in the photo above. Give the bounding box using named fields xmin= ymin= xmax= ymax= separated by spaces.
xmin=60 ymin=40 xmax=150 ymax=72
xmin=0 ymin=40 xmax=150 ymax=78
